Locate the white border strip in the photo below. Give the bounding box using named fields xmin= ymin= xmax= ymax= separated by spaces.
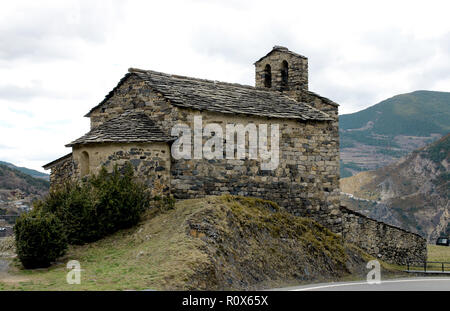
xmin=292 ymin=278 xmax=450 ymax=291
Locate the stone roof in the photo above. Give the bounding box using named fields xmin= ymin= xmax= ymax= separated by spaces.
xmin=254 ymin=46 xmax=307 ymax=64
xmin=43 ymin=153 xmax=72 ymax=170
xmin=86 ymin=69 xmax=332 ymax=121
xmin=66 ymin=111 xmax=174 ymax=147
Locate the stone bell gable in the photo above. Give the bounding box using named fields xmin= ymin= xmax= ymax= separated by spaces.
xmin=255 ymin=45 xmax=309 ymax=92
xmin=255 ymin=46 xmax=338 ymax=124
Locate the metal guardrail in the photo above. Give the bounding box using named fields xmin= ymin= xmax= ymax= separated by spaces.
xmin=406 ymin=261 xmax=450 ymax=273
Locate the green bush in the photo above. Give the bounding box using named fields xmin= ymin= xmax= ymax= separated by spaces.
xmin=38 ymin=163 xmax=150 ymax=245
xmin=90 ymin=164 xmax=150 ymax=236
xmin=16 ymin=163 xmax=154 ymax=268
xmin=36 ymin=182 xmax=100 ymax=244
xmin=14 ymin=210 xmax=67 ymax=269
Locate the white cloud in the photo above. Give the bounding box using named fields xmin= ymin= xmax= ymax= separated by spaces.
xmin=0 ymin=0 xmax=449 ymax=171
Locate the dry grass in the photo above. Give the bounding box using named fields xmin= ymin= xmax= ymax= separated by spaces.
xmin=340 ymin=171 xmax=380 ymax=200
xmin=428 ymin=244 xmax=450 ymax=262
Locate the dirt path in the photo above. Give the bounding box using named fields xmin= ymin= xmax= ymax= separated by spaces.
xmin=0 ymin=258 xmax=30 ymax=284
xmin=0 ymin=259 xmax=8 ymax=272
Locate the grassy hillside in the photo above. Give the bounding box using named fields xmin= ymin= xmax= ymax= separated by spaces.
xmin=0 ymin=164 xmax=49 ymax=196
xmin=340 ymin=90 xmax=450 ymax=175
xmin=0 ymin=161 xmax=49 ymax=180
xmin=340 ymin=90 xmax=450 ymax=136
xmin=0 ymin=196 xmax=392 ymax=291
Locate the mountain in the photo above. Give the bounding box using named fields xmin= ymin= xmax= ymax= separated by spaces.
xmin=340 ymin=134 xmax=449 ymax=242
xmin=0 ymin=163 xmax=49 ymax=198
xmin=0 ymin=161 xmax=49 ymax=180
xmin=340 ymin=90 xmax=450 ymax=177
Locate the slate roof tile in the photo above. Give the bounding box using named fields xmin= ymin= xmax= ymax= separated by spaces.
xmin=67 ymin=111 xmax=174 ymax=147
xmin=85 ymin=69 xmax=334 ymax=121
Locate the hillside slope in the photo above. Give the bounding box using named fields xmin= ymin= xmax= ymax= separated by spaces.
xmin=340 ymin=90 xmax=450 ymax=176
xmin=0 ymin=164 xmax=49 ymax=198
xmin=341 ymin=134 xmax=449 ymax=242
xmin=0 ymin=196 xmax=381 ymax=290
xmin=0 ymin=161 xmax=49 ymax=180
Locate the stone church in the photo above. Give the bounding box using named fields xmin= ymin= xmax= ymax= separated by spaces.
xmin=43 ymin=46 xmax=426 ymax=264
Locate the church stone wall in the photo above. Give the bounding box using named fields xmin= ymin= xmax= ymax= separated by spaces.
xmin=168 ymin=110 xmax=342 ymax=233
xmin=90 ymin=83 xmax=341 ymax=232
xmin=72 ymin=143 xmax=171 ymax=196
xmin=89 ymin=75 xmax=182 ymax=134
xmin=48 ymin=155 xmax=74 ymax=190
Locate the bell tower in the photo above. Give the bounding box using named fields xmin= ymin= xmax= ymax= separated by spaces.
xmin=254 ymin=46 xmax=308 ymax=92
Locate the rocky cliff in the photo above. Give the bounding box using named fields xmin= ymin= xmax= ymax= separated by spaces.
xmin=341 ymin=134 xmax=449 ymax=242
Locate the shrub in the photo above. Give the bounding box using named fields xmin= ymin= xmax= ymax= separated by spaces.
xmin=37 ymin=163 xmax=150 ymax=245
xmin=14 ymin=210 xmax=67 ymax=269
xmin=152 ymin=194 xmax=176 ymax=212
xmin=37 ymin=182 xmax=101 ymax=244
xmin=17 ymin=163 xmax=153 ymax=268
xmin=90 ymin=165 xmax=150 ymax=236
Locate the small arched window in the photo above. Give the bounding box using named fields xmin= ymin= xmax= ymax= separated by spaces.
xmin=80 ymin=151 xmax=90 ymax=177
xmin=281 ymin=60 xmax=288 ymax=90
xmin=263 ymin=64 xmax=272 ymax=88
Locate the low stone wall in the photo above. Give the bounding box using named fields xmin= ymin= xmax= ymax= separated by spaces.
xmin=340 ymin=206 xmax=427 ymax=265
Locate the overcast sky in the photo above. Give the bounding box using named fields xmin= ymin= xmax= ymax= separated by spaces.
xmin=1 ymin=0 xmax=450 ymax=172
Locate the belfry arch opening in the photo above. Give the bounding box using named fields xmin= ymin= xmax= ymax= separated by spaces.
xmin=263 ymin=64 xmax=272 ymax=88
xmin=281 ymin=60 xmax=288 ymax=90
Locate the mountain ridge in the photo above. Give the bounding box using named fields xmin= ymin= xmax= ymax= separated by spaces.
xmin=0 ymin=163 xmax=49 ymax=198
xmin=0 ymin=161 xmax=49 ymax=180
xmin=339 ymin=90 xmax=450 ymax=176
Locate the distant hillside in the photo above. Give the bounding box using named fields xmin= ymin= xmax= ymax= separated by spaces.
xmin=0 ymin=161 xmax=49 ymax=180
xmin=340 ymin=90 xmax=450 ymax=176
xmin=0 ymin=163 xmax=49 ymax=197
xmin=341 ymin=134 xmax=450 ymax=242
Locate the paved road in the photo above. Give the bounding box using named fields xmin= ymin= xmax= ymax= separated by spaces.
xmin=273 ymin=278 xmax=450 ymax=291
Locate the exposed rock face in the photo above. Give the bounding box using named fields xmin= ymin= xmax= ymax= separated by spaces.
xmin=341 ymin=134 xmax=449 ymax=242
xmin=182 ymin=196 xmax=370 ymax=289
